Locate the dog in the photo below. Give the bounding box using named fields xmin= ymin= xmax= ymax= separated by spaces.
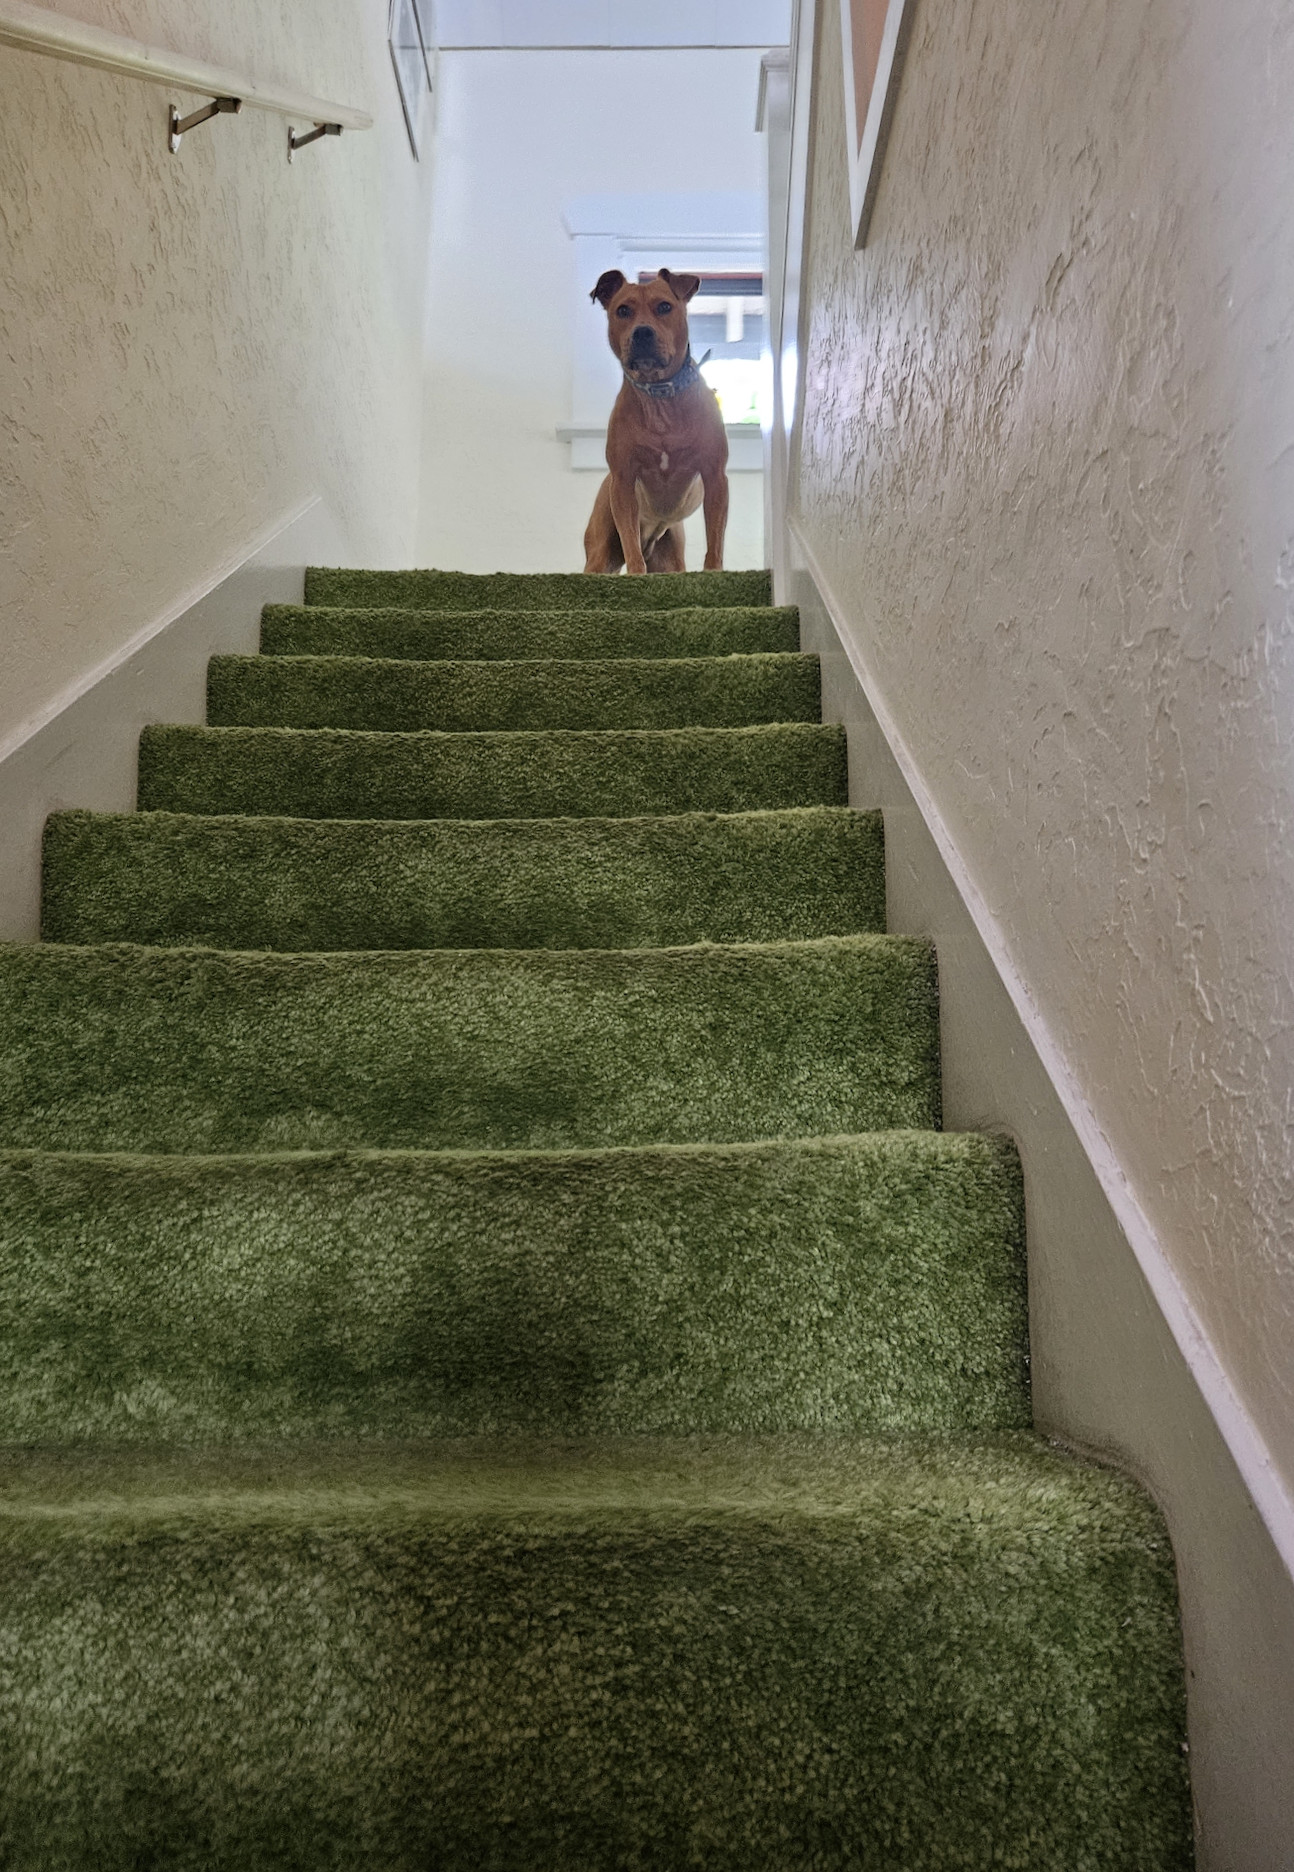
xmin=583 ymin=268 xmax=729 ymax=576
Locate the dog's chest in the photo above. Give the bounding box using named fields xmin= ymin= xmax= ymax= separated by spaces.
xmin=627 ymin=430 xmax=705 ymax=517
xmin=634 ymin=465 xmax=704 ymax=529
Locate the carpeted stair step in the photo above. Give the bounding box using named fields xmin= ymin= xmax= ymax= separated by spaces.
xmin=206 ymin=651 xmax=821 ymax=732
xmin=0 ymin=1436 xmax=1192 ymax=1872
xmin=0 ymin=1131 xmax=1025 ymax=1442
xmin=0 ymin=935 xmax=939 ymax=1154
xmin=137 ymin=721 xmax=847 ymax=821
xmin=43 ymin=806 xmax=884 ymax=952
xmin=262 ymin=601 xmax=801 ymax=662
xmin=6 ymin=546 xmax=1195 ymax=1865
xmin=305 ymin=565 xmax=772 ymax=611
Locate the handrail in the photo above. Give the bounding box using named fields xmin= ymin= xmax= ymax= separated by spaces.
xmin=0 ymin=0 xmax=372 ymax=133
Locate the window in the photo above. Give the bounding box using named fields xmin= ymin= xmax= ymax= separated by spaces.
xmin=639 ymin=271 xmax=765 ymax=424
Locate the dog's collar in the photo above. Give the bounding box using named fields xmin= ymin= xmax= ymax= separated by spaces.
xmin=625 ymin=349 xmax=703 ymax=399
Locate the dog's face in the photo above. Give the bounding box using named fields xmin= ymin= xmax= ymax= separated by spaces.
xmin=591 ymin=267 xmax=700 ymax=384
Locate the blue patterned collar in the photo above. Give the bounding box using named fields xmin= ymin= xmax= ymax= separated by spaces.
xmin=626 ymin=350 xmax=703 ymax=399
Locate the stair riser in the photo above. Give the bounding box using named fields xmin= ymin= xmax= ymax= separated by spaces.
xmin=42 ymin=808 xmax=884 ymax=952
xmin=137 ymin=723 xmax=848 ymax=821
xmin=0 ymin=1136 xmax=1027 ymax=1441
xmin=262 ymin=602 xmax=801 ymax=661
xmin=0 ymin=937 xmax=940 ymax=1154
xmin=0 ymin=1508 xmax=1191 ymax=1872
xmin=207 ymin=653 xmax=821 ymax=733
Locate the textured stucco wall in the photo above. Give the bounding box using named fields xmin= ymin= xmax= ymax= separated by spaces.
xmin=795 ymin=3 xmax=1294 ymax=1503
xmin=0 ymin=0 xmax=433 ymax=750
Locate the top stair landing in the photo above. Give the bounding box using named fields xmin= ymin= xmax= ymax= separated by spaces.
xmin=304 ymin=566 xmax=773 ymax=612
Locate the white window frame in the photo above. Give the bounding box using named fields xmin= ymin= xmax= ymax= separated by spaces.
xmin=558 ymin=192 xmax=766 ymax=471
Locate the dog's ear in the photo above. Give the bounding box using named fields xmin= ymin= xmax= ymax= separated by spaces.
xmin=590 ymin=269 xmax=627 ymax=308
xmin=657 ymin=268 xmax=700 ymax=302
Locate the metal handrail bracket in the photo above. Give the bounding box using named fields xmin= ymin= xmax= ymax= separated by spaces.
xmin=288 ymin=121 xmax=343 ymax=162
xmin=168 ymin=95 xmax=240 ymax=152
xmin=0 ymin=0 xmax=371 ymax=154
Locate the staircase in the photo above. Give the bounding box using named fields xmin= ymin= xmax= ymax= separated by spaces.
xmin=0 ymin=565 xmax=1192 ymax=1867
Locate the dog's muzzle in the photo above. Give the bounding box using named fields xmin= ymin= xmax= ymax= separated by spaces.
xmin=627 ymin=325 xmax=665 ymax=372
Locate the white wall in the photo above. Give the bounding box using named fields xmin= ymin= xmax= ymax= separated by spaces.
xmin=0 ymin=498 xmax=343 ymax=942
xmin=417 ymin=45 xmax=774 ymax=573
xmin=436 ymin=0 xmax=794 ymax=47
xmin=785 ymin=3 xmax=1294 ymax=1858
xmin=0 ymin=0 xmax=434 ymax=755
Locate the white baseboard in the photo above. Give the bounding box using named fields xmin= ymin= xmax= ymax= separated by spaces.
xmin=0 ymin=496 xmax=348 ymax=942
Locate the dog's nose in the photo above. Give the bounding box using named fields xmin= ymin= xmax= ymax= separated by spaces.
xmin=629 ymin=325 xmax=657 ymax=351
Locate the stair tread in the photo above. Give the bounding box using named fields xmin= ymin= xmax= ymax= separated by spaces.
xmin=0 ymin=933 xmax=940 ymax=1154
xmin=138 ymin=719 xmax=848 ymax=820
xmin=43 ymin=804 xmax=884 ymax=951
xmin=0 ymin=1130 xmax=1026 ymax=1441
xmin=304 ymin=565 xmax=773 ymax=611
xmin=262 ymin=600 xmax=800 ymax=660
xmin=0 ymin=1431 xmax=1191 ymax=1872
xmin=207 ymin=649 xmax=821 ymax=731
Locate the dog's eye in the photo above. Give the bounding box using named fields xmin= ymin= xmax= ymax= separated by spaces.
xmin=655 ymin=302 xmax=673 ymax=315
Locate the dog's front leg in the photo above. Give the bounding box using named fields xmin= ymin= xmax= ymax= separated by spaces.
xmin=701 ymin=473 xmax=729 ymax=572
xmin=609 ymin=477 xmax=649 ymax=576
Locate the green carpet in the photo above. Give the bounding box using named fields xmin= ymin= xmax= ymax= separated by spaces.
xmin=0 ymin=1133 xmax=1026 ymax=1440
xmin=42 ymin=806 xmax=886 ymax=951
xmin=5 ymin=562 xmax=1191 ymax=1864
xmin=207 ymin=651 xmax=821 ymax=731
xmin=0 ymin=1438 xmax=1189 ymax=1872
xmin=0 ymin=935 xmax=940 ymax=1152
xmin=304 ymin=565 xmax=772 ymax=610
xmin=262 ymin=601 xmax=801 ymax=661
xmin=138 ymin=720 xmax=847 ymax=820
xmin=0 ymin=1130 xmax=1033 ymax=1437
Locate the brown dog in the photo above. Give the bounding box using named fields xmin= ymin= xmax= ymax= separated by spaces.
xmin=583 ymin=268 xmax=729 ymax=576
